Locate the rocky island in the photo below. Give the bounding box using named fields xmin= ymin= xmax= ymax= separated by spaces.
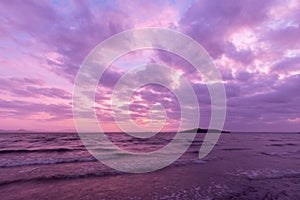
xmin=180 ymin=128 xmax=231 ymax=133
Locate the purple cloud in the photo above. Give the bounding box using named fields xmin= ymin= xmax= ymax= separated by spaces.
xmin=0 ymin=99 xmax=72 ymax=120
xmin=0 ymin=77 xmax=71 ymax=99
xmin=272 ymin=56 xmax=300 ymax=72
xmin=180 ymin=0 xmax=277 ymax=59
xmin=0 ymin=0 xmax=299 ymax=131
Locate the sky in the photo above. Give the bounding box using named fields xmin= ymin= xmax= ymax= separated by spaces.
xmin=0 ymin=0 xmax=299 ymax=132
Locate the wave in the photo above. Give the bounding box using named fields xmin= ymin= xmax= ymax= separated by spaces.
xmin=228 ymin=169 xmax=300 ymax=180
xmin=0 ymin=148 xmax=84 ymax=154
xmin=0 ymin=170 xmax=124 ymax=186
xmin=267 ymin=143 xmax=298 ymax=147
xmin=0 ymin=156 xmax=97 ymax=168
xmin=0 ymin=157 xmax=207 ymax=186
xmin=260 ymin=150 xmax=300 ymax=157
xmin=221 ymin=148 xmax=252 ymax=151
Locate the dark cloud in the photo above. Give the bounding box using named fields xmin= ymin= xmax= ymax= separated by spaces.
xmin=180 ymin=0 xmax=277 ymax=59
xmin=271 ymin=56 xmax=300 ymax=72
xmin=0 ymin=77 xmax=71 ymax=99
xmin=0 ymin=99 xmax=72 ymax=120
xmin=0 ymin=0 xmax=130 ymax=81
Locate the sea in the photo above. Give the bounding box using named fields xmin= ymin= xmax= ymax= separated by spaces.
xmin=0 ymin=132 xmax=299 ymax=199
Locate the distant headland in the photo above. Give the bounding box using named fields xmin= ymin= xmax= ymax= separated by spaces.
xmin=180 ymin=128 xmax=231 ymax=133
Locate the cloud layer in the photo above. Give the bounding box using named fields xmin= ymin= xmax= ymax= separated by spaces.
xmin=0 ymin=0 xmax=299 ymax=132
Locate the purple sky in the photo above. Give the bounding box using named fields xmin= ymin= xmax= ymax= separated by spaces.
xmin=0 ymin=0 xmax=299 ymax=132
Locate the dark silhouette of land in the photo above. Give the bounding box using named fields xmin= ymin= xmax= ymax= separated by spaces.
xmin=181 ymin=128 xmax=231 ymax=133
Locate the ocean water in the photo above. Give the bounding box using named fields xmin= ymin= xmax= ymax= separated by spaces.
xmin=0 ymin=132 xmax=299 ymax=199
